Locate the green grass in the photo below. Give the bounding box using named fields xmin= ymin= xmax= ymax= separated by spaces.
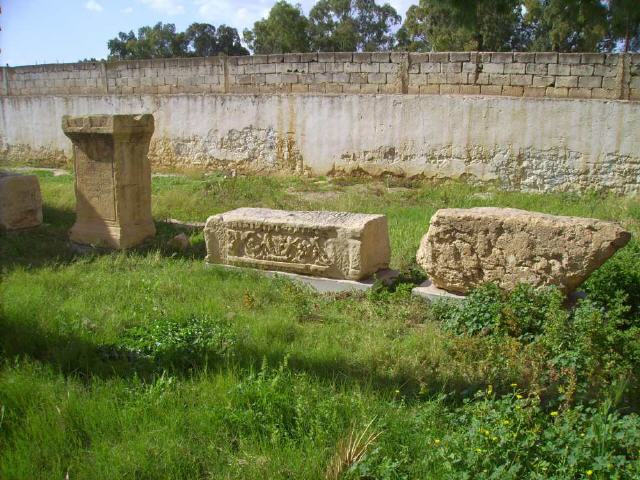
xmin=1 ymin=170 xmax=640 ymax=479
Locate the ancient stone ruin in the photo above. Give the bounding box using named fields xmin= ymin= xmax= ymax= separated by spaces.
xmin=204 ymin=207 xmax=390 ymax=280
xmin=0 ymin=172 xmax=43 ymax=231
xmin=416 ymin=207 xmax=631 ymax=294
xmin=62 ymin=114 xmax=155 ymax=249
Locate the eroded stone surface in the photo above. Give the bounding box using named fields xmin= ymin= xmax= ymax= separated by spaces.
xmin=0 ymin=172 xmax=43 ymax=231
xmin=204 ymin=208 xmax=390 ymax=280
xmin=62 ymin=114 xmax=155 ymax=249
xmin=416 ymin=207 xmax=631 ymax=294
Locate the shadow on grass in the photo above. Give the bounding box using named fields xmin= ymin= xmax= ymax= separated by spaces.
xmin=0 ymin=306 xmax=478 ymax=405
xmin=0 ymin=205 xmax=207 ymax=272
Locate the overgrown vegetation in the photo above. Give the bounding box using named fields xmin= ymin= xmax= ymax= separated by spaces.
xmin=1 ymin=170 xmax=639 ymax=478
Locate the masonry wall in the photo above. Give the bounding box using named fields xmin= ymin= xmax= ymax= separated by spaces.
xmin=2 ymin=51 xmax=639 ymax=100
xmin=2 ymin=93 xmax=639 ymax=193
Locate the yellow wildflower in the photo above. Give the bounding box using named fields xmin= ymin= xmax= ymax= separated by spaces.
xmin=434 ymin=438 xmax=441 ymax=445
xmin=586 ymin=470 xmax=593 ymax=476
xmin=550 ymin=411 xmax=559 ymax=417
xmin=510 ymin=383 xmax=517 ymax=388
xmin=516 ymin=394 xmax=523 ymax=400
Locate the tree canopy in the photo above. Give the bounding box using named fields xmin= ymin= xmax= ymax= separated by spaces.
xmin=107 ymin=22 xmax=248 ymax=60
xmin=104 ymin=0 xmax=639 ymax=60
xmin=308 ymin=0 xmax=401 ymax=52
xmin=243 ymin=1 xmax=310 ymax=54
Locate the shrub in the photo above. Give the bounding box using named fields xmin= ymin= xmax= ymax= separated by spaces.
xmin=117 ymin=314 xmax=235 ymax=371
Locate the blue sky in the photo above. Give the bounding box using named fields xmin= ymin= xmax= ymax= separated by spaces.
xmin=0 ymin=0 xmax=412 ymax=66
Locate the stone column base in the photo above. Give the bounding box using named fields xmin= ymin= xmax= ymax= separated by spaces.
xmin=70 ymin=220 xmax=155 ymax=249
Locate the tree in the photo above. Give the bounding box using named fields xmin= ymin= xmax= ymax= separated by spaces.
xmin=523 ymin=0 xmax=608 ymax=52
xmin=243 ymin=1 xmax=310 ymax=54
xmin=396 ymin=0 xmax=525 ymax=52
xmin=107 ymin=22 xmax=248 ymax=60
xmin=608 ymin=0 xmax=640 ymax=52
xmin=308 ymin=0 xmax=401 ymax=52
xmin=184 ymin=23 xmax=248 ymax=56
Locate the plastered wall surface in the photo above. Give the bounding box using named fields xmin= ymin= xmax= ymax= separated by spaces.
xmin=2 ymin=93 xmax=638 ymax=193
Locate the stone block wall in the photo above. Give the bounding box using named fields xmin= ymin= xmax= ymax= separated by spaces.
xmin=2 ymin=52 xmax=639 ymax=100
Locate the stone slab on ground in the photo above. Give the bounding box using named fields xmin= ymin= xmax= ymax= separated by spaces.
xmin=205 ymin=207 xmax=391 ymax=281
xmin=208 ymin=264 xmax=399 ymax=293
xmin=411 ymin=279 xmax=467 ymax=303
xmin=0 ymin=172 xmax=43 ymax=231
xmin=417 ymin=207 xmax=631 ymax=294
xmin=62 ymin=114 xmax=156 ymax=249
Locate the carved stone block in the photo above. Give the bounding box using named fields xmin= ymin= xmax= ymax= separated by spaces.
xmin=204 ymin=208 xmax=391 ymax=280
xmin=62 ymin=114 xmax=155 ymax=248
xmin=0 ymin=172 xmax=43 ymax=231
xmin=417 ymin=207 xmax=631 ymax=294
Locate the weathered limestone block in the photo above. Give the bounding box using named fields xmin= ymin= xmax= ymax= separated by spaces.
xmin=62 ymin=114 xmax=155 ymax=249
xmin=416 ymin=207 xmax=631 ymax=294
xmin=0 ymin=172 xmax=43 ymax=231
xmin=204 ymin=208 xmax=390 ymax=280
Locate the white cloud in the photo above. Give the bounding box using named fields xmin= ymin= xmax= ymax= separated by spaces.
xmin=139 ymin=0 xmax=185 ymax=15
xmin=121 ymin=6 xmax=134 ymax=14
xmin=85 ymin=0 xmax=104 ymax=12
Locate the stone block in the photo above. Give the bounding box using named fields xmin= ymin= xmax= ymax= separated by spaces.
xmin=353 ymin=52 xmax=372 ymax=63
xmin=514 ymin=52 xmax=536 ymax=63
xmin=344 ymin=62 xmax=361 ymax=73
xmin=371 ymin=52 xmax=390 ymax=63
xmin=421 ymin=62 xmax=441 ymax=74
xmin=504 ymin=62 xmax=526 ymax=74
xmin=555 ymin=75 xmax=578 ymax=88
xmin=416 ymin=207 xmax=630 ymax=294
xmin=489 ymin=74 xmax=510 ymax=85
xmin=545 ymin=86 xmax=568 ymax=97
xmin=449 ymin=52 xmax=470 ymax=62
xmin=568 ymin=87 xmax=592 ymax=98
xmin=360 ymin=63 xmax=380 ymax=73
xmin=532 ymin=75 xmax=555 ymax=87
xmin=535 ymin=52 xmax=558 ymax=63
xmin=379 ymin=63 xmax=399 ymax=73
xmin=419 ymin=84 xmax=440 ymax=94
xmin=204 ymin=208 xmax=391 ymax=281
xmin=526 ymin=63 xmax=547 ymax=75
xmin=460 ymin=84 xmax=481 ymax=94
xmin=442 ymin=62 xmax=462 ymax=73
xmin=570 ymin=64 xmax=594 ymax=76
xmin=62 ymin=115 xmax=155 ymax=249
xmin=593 ymin=64 xmax=617 ymax=77
xmin=502 ymin=85 xmax=524 ymax=96
xmin=0 ymin=173 xmax=43 ymax=231
xmin=558 ymin=53 xmax=582 ymax=64
xmin=578 ymin=76 xmax=602 ymax=88
xmin=482 ymin=63 xmax=504 ymax=74
xmin=523 ymin=86 xmax=546 ymax=97
xmin=491 ymin=52 xmax=513 ymax=63
xmin=440 ymin=84 xmax=461 ymax=94
xmin=368 ymin=73 xmax=387 ymax=84
xmin=510 ymin=74 xmax=532 ymax=86
xmin=548 ymin=63 xmax=570 ymax=76
xmin=317 ymin=52 xmax=334 ymax=63
xmin=429 ymin=53 xmax=449 ymax=63
xmin=582 ymin=53 xmax=604 ymax=64
xmin=480 ymin=85 xmax=502 ymax=95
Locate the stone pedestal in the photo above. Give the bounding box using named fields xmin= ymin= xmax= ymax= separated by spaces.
xmin=62 ymin=114 xmax=155 ymax=249
xmin=0 ymin=172 xmax=43 ymax=231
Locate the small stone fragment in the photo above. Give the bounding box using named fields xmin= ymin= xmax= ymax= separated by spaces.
xmin=0 ymin=172 xmax=43 ymax=231
xmin=204 ymin=207 xmax=390 ymax=280
xmin=416 ymin=207 xmax=631 ymax=294
xmin=168 ymin=233 xmax=190 ymax=251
